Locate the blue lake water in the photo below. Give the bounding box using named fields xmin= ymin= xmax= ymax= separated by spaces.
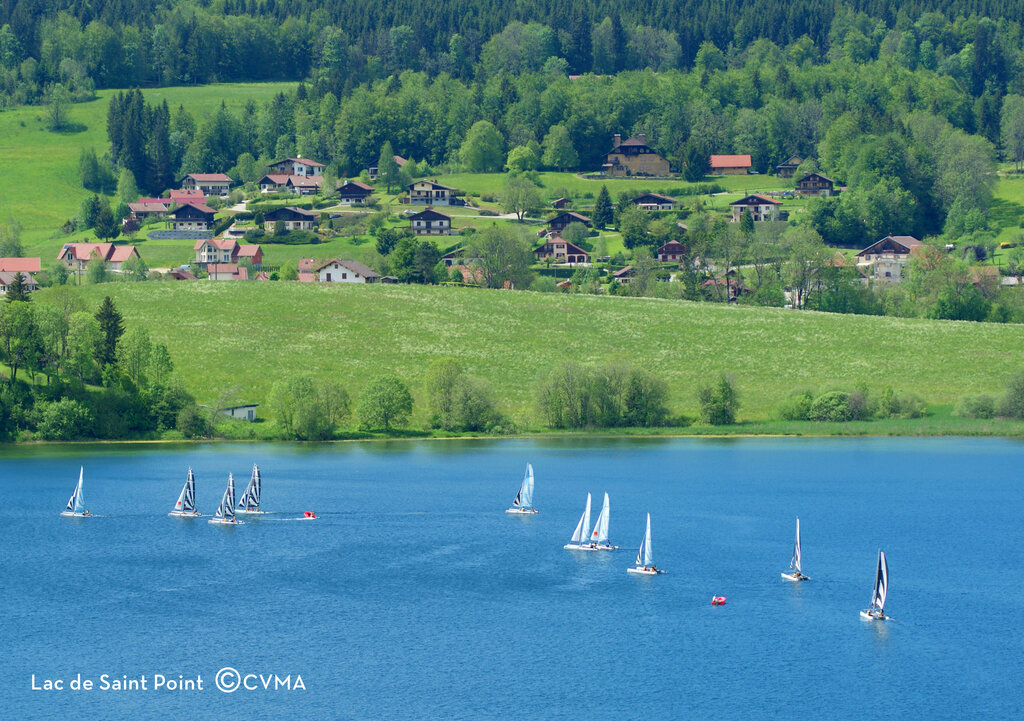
xmin=1 ymin=437 xmax=1022 ymax=720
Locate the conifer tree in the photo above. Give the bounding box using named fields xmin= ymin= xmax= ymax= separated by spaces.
xmin=593 ymin=185 xmax=613 ymax=229
xmin=94 ymin=296 xmax=124 ymax=366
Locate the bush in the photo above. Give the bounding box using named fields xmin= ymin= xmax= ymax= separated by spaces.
xmin=807 ymin=391 xmax=851 ymax=422
xmin=176 ymin=404 xmax=210 ymax=438
xmin=696 ymin=375 xmax=739 ymax=425
xmin=535 ymin=362 xmax=670 ymax=429
xmin=270 ymin=376 xmax=350 ymax=440
xmin=998 ymin=371 xmax=1024 ymax=418
xmin=955 ymin=394 xmax=996 ymax=419
xmin=36 ymin=398 xmax=93 ymax=440
xmin=877 ymin=387 xmax=927 ymax=419
xmin=775 ymin=391 xmax=813 ymax=421
xmin=358 ymin=374 xmax=413 ymax=431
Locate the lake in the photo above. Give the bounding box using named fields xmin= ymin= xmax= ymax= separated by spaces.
xmin=1 ymin=437 xmax=1021 ymax=720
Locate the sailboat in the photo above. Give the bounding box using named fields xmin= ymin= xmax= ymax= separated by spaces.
xmin=563 ymin=493 xmax=592 ymax=550
xmin=506 ymin=463 xmax=538 ymax=514
xmin=781 ymin=517 xmax=809 ymax=581
xmin=236 ymin=464 xmax=266 ymax=515
xmin=208 ymin=473 xmax=244 ymax=525
xmin=627 ymin=513 xmax=664 ymax=575
xmin=567 ymin=492 xmax=618 ymax=551
xmin=860 ymin=550 xmax=889 ymax=621
xmin=60 ymin=467 xmax=89 ymax=517
xmin=169 ymin=468 xmax=201 ymax=518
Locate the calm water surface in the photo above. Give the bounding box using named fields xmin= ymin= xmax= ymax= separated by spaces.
xmin=1 ymin=437 xmax=1022 ymax=720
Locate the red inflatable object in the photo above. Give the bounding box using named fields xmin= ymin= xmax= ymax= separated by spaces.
xmin=711 ymin=596 xmax=727 ymax=605
xmin=304 ymin=511 xmax=317 ymax=519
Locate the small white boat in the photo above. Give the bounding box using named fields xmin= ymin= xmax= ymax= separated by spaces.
xmin=570 ymin=492 xmax=618 ymax=551
xmin=235 ymin=464 xmax=266 ymax=515
xmin=627 ymin=513 xmax=664 ymax=575
xmin=60 ymin=467 xmax=90 ymax=518
xmin=169 ymin=468 xmax=202 ymax=518
xmin=860 ymin=550 xmax=889 ymax=621
xmin=563 ymin=493 xmax=592 ymax=550
xmin=505 ymin=463 xmax=538 ymax=514
xmin=781 ymin=517 xmax=809 ymax=581
xmin=208 ymin=473 xmax=244 ymax=526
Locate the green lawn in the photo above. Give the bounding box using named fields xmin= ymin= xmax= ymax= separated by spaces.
xmin=39 ymin=282 xmax=1024 ymax=429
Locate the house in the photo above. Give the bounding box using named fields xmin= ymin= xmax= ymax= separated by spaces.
xmin=169 ymin=189 xmax=206 ymax=203
xmin=58 ymin=243 xmax=140 ymax=274
xmin=258 ymin=174 xmax=292 ymax=193
xmin=298 ymin=258 xmax=318 ymax=272
xmin=409 ymin=208 xmax=452 ymax=235
xmin=316 ymin=259 xmax=381 ymax=283
xmin=796 ymin=173 xmax=835 ymax=198
xmin=612 ymin=266 xmax=635 ymax=284
xmin=180 ymin=173 xmax=232 ymax=196
xmin=286 ymin=175 xmax=323 ymax=196
xmin=167 ymin=268 xmax=197 ymax=280
xmin=441 ymin=247 xmax=481 ymax=267
xmin=219 ymin=404 xmax=259 ymax=422
xmin=127 ymin=202 xmax=169 ymax=223
xmin=548 ymin=211 xmax=591 ymax=234
xmin=264 ymin=206 xmax=318 ymax=232
xmin=0 ymin=257 xmax=41 ymax=273
xmin=552 ymin=197 xmax=570 ymax=209
xmin=534 ymin=237 xmax=589 ymax=265
xmin=710 ymin=154 xmax=752 ymax=175
xmin=657 ymin=240 xmax=687 ymax=262
xmin=168 ymin=202 xmax=217 ymax=231
xmin=604 ymin=134 xmax=670 ymax=177
xmin=776 ymin=155 xmax=803 ymax=178
xmin=337 ymin=181 xmax=373 ymax=205
xmin=855 ymin=234 xmax=924 ymax=283
xmin=236 ymin=244 xmax=263 ymax=269
xmin=631 ymin=193 xmax=677 ymax=211
xmin=268 ymin=157 xmax=324 ymax=177
xmin=730 ymin=194 xmax=781 ymax=222
xmin=368 ymin=155 xmax=407 ymax=180
xmin=207 ymin=263 xmax=248 ymax=281
xmin=297 ymin=272 xmax=317 ymax=283
xmin=702 ymin=276 xmax=751 ymax=301
xmin=194 ymin=237 xmax=238 ymax=266
xmin=408 ymin=180 xmax=459 ymax=205
xmin=0 ymin=271 xmax=39 ymax=295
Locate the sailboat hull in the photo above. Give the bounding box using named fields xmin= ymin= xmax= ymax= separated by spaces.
xmin=627 ymin=567 xmax=664 ymax=575
xmin=60 ymin=511 xmax=88 ymax=518
xmin=781 ymin=572 xmax=809 ymax=582
xmin=208 ymin=517 xmax=244 ymax=525
xmin=235 ymin=509 xmax=267 ymax=515
xmin=564 ymin=543 xmax=618 ymax=551
xmin=168 ymin=511 xmax=202 ymax=518
xmin=506 ymin=507 xmax=538 ymax=515
xmin=860 ymin=610 xmax=888 ymax=621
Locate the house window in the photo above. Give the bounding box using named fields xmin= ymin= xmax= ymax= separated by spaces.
xmin=342 ymin=273 xmax=347 ymax=279
xmin=326 ymin=273 xmax=332 ymax=281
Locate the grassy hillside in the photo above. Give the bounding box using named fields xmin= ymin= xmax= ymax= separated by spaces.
xmin=48 ymin=282 xmax=1024 ymax=427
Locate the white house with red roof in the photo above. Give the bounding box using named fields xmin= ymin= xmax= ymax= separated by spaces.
xmin=194 ymin=237 xmax=262 ymax=268
xmin=855 ymin=235 xmax=924 ymax=283
xmin=57 ymin=243 xmax=140 ymax=275
xmin=315 ymin=259 xmax=381 ymax=283
xmin=268 ymin=157 xmax=324 ymax=177
xmin=730 ymin=194 xmax=780 ymax=221
xmin=180 ymin=173 xmax=232 ymax=196
xmin=168 ymin=201 xmax=217 ymax=231
xmin=207 ymin=263 xmax=248 ymax=281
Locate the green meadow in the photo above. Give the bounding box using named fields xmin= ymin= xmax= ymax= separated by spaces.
xmin=46 ymin=282 xmax=1024 ymax=429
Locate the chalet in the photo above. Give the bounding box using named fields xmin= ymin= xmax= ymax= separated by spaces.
xmin=207 ymin=263 xmax=248 ymax=281
xmin=264 ymin=206 xmax=318 ymax=232
xmin=268 ymin=157 xmax=324 ymax=177
xmin=409 ymin=208 xmax=452 ymax=235
xmin=631 ymin=193 xmax=677 ymax=211
xmin=710 ymin=155 xmax=752 ymax=175
xmin=0 ymin=271 xmax=39 ymax=295
xmin=127 ymin=202 xmax=169 ymax=223
xmin=796 ymin=173 xmax=835 ymax=198
xmin=776 ymin=155 xmax=803 ymax=178
xmin=702 ymin=276 xmax=751 ymax=301
xmin=169 ymin=189 xmax=205 ymax=203
xmin=168 ymin=202 xmax=216 ymax=231
xmin=534 ymin=237 xmax=589 ymax=265
xmin=612 ymin=266 xmax=635 ymax=284
xmin=167 ymin=268 xmax=197 ymax=280
xmin=58 ymin=243 xmax=140 ymax=274
xmin=0 ymin=257 xmax=42 ymax=273
xmin=180 ymin=173 xmax=232 ymax=196
xmin=552 ymin=197 xmax=570 ymax=209
xmin=368 ymin=155 xmax=407 ymax=180
xmin=548 ymin=211 xmax=591 ymax=234
xmin=236 ymin=244 xmax=263 ymax=269
xmin=604 ymin=134 xmax=670 ymax=177
xmin=286 ymin=175 xmax=323 ymax=196
xmin=258 ymin=174 xmax=292 ymax=193
xmin=657 ymin=240 xmax=687 ymax=262
xmin=730 ymin=194 xmax=781 ymax=222
xmin=194 ymin=237 xmax=238 ymax=266
xmin=855 ymin=235 xmax=923 ymax=283
xmin=315 ymin=259 xmax=381 ymax=284
xmin=219 ymin=404 xmax=259 ymax=421
xmin=441 ymin=247 xmax=481 ymax=267
xmin=408 ymin=180 xmax=459 ymax=206
xmin=337 ymin=181 xmax=373 ymax=205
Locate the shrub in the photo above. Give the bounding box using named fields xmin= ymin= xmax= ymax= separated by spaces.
xmin=808 ymin=391 xmax=851 ymax=422
xmin=877 ymin=387 xmax=927 ymax=419
xmin=176 ymin=404 xmax=210 ymax=438
xmin=955 ymin=394 xmax=996 ymax=419
xmin=998 ymin=371 xmax=1024 ymax=418
xmin=36 ymin=398 xmax=93 ymax=440
xmin=775 ymin=391 xmax=814 ymax=421
xmin=696 ymin=375 xmax=739 ymax=425
xmin=358 ymin=374 xmax=413 ymax=431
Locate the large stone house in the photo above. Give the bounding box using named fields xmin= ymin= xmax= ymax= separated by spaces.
xmin=730 ymin=194 xmax=781 ymax=222
xmin=315 ymin=259 xmax=381 ymax=283
xmin=168 ymin=202 xmax=217 ymax=231
xmin=408 ymin=180 xmax=460 ymax=205
xmin=796 ymin=172 xmax=835 ymax=197
xmin=534 ymin=237 xmax=589 ymax=265
xmin=268 ymin=157 xmax=324 ymax=177
xmin=604 ymin=134 xmax=670 ymax=177
xmin=710 ymin=154 xmax=752 ymax=175
xmin=57 ymin=243 xmax=140 ymax=274
xmin=631 ymin=193 xmax=677 ymax=211
xmin=264 ymin=206 xmax=318 ymax=232
xmin=180 ymin=173 xmax=232 ymax=196
xmin=856 ymin=234 xmax=923 ymax=283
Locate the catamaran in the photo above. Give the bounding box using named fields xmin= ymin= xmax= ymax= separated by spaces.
xmin=506 ymin=463 xmax=538 ymax=514
xmin=169 ymin=468 xmax=201 ymax=518
xmin=627 ymin=513 xmax=663 ymax=575
xmin=60 ymin=467 xmax=89 ymax=517
xmin=236 ymin=464 xmax=266 ymax=515
xmin=208 ymin=473 xmax=244 ymax=525
xmin=568 ymin=492 xmax=618 ymax=551
xmin=860 ymin=550 xmax=889 ymax=621
xmin=781 ymin=517 xmax=809 ymax=581
xmin=563 ymin=493 xmax=592 ymax=550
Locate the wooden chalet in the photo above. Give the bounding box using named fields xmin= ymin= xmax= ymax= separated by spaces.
xmin=548 ymin=211 xmax=591 ymax=234
xmin=409 ymin=208 xmax=452 ymax=235
xmin=631 ymin=193 xmax=677 ymax=211
xmin=264 ymin=206 xmax=318 ymax=232
xmin=796 ymin=172 xmax=835 ymax=197
xmin=775 ymin=155 xmax=803 ymax=178
xmin=337 ymin=181 xmax=373 ymax=205
xmin=604 ymin=134 xmax=670 ymax=177
xmin=168 ymin=201 xmax=216 ymax=231
xmin=656 ymin=240 xmax=687 ymax=262
xmin=534 ymin=237 xmax=589 ymax=265
xmin=730 ymin=194 xmax=781 ymax=222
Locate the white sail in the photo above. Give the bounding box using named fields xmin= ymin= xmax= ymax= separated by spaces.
xmin=239 ymin=464 xmax=261 ymax=511
xmin=569 ymin=493 xmax=592 ymax=543
xmin=791 ymin=517 xmax=802 ymax=574
xmin=871 ymin=550 xmax=889 ymax=613
xmin=214 ymin=474 xmax=236 ymax=520
xmin=643 ymin=513 xmax=653 ymax=567
xmin=523 ymin=463 xmax=534 ymax=508
xmin=590 ymin=493 xmax=610 ymax=545
xmin=173 ymin=468 xmax=197 ymax=513
xmin=65 ymin=467 xmax=85 ymax=514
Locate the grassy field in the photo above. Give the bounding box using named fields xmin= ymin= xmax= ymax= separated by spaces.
xmin=41 ymin=282 xmax=1024 ymax=429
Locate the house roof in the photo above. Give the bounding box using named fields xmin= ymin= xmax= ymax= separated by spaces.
xmin=194 ymin=236 xmax=238 ymax=251
xmin=169 ymin=189 xmax=206 ymax=201
xmin=710 ymin=154 xmax=752 ymax=169
xmin=137 ymin=197 xmax=172 ymax=207
xmin=236 ymin=245 xmax=262 ymax=258
xmin=777 ymin=155 xmax=803 ymax=167
xmin=657 ymin=240 xmax=687 ymax=252
xmin=108 ymin=246 xmax=139 ymax=262
xmin=171 ymin=201 xmax=217 ymax=216
xmin=612 ymin=265 xmax=634 ymax=278
xmin=184 ymin=173 xmax=232 ymax=182
xmin=265 ymin=206 xmax=318 ymax=219
xmin=298 ymin=258 xmax=318 ymax=271
xmin=394 ymin=155 xmax=408 ymax=166
xmin=315 ymin=258 xmax=381 ymax=278
xmin=128 ymin=202 xmax=169 ymax=214
xmin=798 ymin=172 xmax=835 ymax=184
xmin=287 ymin=176 xmax=323 ymax=187
xmin=409 ymin=179 xmax=456 ymax=191
xmin=167 ymin=268 xmax=196 ymax=280
xmin=536 ymin=236 xmax=589 ymax=256
xmin=550 ymin=211 xmax=591 ymax=225
xmin=58 ymin=243 xmax=114 ymax=261
xmin=0 ymin=257 xmax=42 ymax=273
xmin=271 ymin=157 xmax=325 ymax=167
xmin=0 ymin=270 xmax=39 ymax=286
xmin=258 ymin=174 xmax=292 ymax=185
xmin=856 ymin=235 xmax=923 ymax=256
xmin=731 ymin=194 xmax=781 ymax=206
xmin=339 ymin=181 xmax=373 ymax=192
xmin=617 ymin=136 xmax=651 ymax=147
xmin=208 ymin=263 xmax=247 ymax=280
xmin=632 ymin=193 xmax=677 ymax=204
xmin=410 ymin=208 xmax=451 ymax=221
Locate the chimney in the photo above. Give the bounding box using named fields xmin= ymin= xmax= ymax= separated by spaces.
xmin=613 ymin=134 xmax=621 ymax=148
xmin=638 ymin=133 xmax=646 ymax=144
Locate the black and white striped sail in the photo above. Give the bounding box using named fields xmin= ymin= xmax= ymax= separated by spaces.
xmin=238 ymin=464 xmax=261 ymax=511
xmin=63 ymin=467 xmax=85 ymax=515
xmin=870 ymin=550 xmax=889 ymax=613
xmin=790 ymin=517 xmax=803 ymax=574
xmin=214 ymin=473 xmax=237 ymax=520
xmin=511 ymin=463 xmax=535 ymax=510
xmin=569 ymin=493 xmax=592 ymax=543
xmin=173 ymin=468 xmax=197 ymax=513
xmin=590 ymin=493 xmax=611 ymax=545
xmin=635 ymin=513 xmax=654 ymax=567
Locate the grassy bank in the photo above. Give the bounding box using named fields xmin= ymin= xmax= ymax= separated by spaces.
xmin=38 ymin=282 xmax=1024 ymax=430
